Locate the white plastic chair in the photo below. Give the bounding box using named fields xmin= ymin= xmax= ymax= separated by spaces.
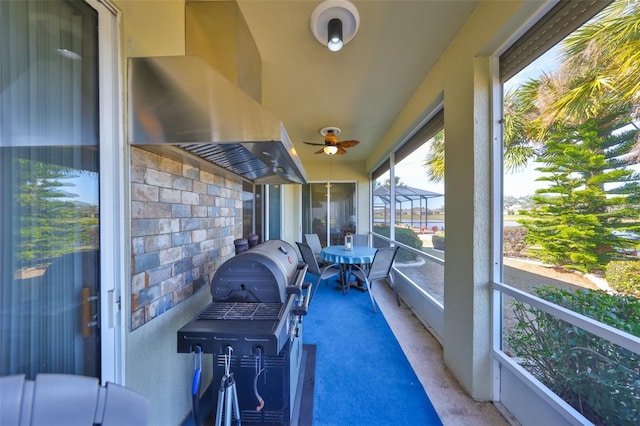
xmin=0 ymin=374 xmax=149 ymax=426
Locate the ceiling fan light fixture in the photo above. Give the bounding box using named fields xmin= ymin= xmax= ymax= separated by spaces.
xmin=324 ymin=145 xmax=339 ymax=155
xmin=327 ymin=18 xmax=343 ymax=52
xmin=311 ymin=0 xmax=359 ymax=52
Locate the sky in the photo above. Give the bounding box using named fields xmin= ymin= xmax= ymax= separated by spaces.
xmin=65 ymin=173 xmax=99 ymax=205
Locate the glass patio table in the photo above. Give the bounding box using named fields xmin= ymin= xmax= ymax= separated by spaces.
xmin=320 ymin=245 xmax=377 ymax=292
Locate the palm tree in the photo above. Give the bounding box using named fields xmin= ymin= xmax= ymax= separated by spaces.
xmin=533 ymin=0 xmax=640 ymax=161
xmin=423 ymin=0 xmax=640 ymax=180
xmin=550 ymin=0 xmax=640 ymax=125
xmin=423 ymin=131 xmax=445 ymax=182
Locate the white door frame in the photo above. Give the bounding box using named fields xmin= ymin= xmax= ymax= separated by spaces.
xmin=87 ymin=0 xmax=125 ymax=385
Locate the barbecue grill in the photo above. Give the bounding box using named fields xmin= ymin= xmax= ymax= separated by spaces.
xmin=177 ymin=240 xmax=311 ymax=425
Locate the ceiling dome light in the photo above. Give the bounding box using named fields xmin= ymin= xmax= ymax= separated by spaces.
xmin=327 ymin=18 xmax=343 ymax=52
xmin=311 ymin=0 xmax=359 ymax=52
xmin=324 ymin=145 xmax=338 ymax=155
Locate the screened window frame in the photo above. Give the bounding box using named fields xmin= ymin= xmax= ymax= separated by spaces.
xmin=493 ymin=0 xmax=639 ymax=421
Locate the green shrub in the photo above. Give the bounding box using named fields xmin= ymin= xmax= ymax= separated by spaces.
xmin=372 ymin=224 xmax=422 ymax=262
xmin=503 ymin=226 xmax=528 ymax=257
xmin=507 ymin=287 xmax=640 ymax=425
xmin=606 ymin=260 xmax=640 ymax=297
xmin=431 ymin=233 xmax=445 ymax=251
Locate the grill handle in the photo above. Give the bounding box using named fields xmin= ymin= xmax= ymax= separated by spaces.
xmin=286 ymin=265 xmax=311 ymax=316
xmin=286 ymin=264 xmax=308 ymax=295
xmin=292 ymin=281 xmax=312 ymax=317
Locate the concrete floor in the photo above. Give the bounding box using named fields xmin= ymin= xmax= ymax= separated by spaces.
xmin=374 ymin=282 xmax=516 ymax=426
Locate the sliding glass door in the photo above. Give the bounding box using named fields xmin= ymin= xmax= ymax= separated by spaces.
xmin=302 ymin=182 xmax=356 ymax=246
xmin=1 ymin=0 xmax=101 ymax=379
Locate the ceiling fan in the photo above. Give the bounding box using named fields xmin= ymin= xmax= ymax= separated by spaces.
xmin=303 ymin=126 xmax=360 ymax=155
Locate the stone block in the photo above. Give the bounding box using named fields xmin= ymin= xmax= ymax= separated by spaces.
xmin=172 ymin=204 xmax=191 ymax=218
xmin=192 ymin=229 xmax=207 ymax=243
xmin=182 ymin=164 xmax=199 ymax=180
xmin=200 ymin=170 xmax=214 ymax=184
xmin=159 ymin=188 xmax=181 ymax=203
xmin=159 ymin=218 xmax=180 ymax=234
xmin=137 ymin=283 xmax=161 ymax=307
xmin=133 ymin=251 xmax=160 ymax=274
xmin=192 ymin=205 xmax=207 ymax=217
xmin=182 ymin=242 xmax=201 ymax=258
xmin=159 ymin=246 xmax=181 ymax=265
xmin=158 ymin=156 xmax=181 ymax=175
xmin=193 ymin=181 xmax=207 ymax=194
xmin=174 ymin=176 xmax=192 ymax=191
xmin=132 ymin=182 xmax=159 ymax=202
xmin=144 ymin=202 xmax=172 ymax=218
xmin=131 ymin=308 xmax=145 ymax=330
xmin=145 ymin=234 xmax=171 ymax=251
xmin=207 ymin=185 xmax=220 ymax=196
xmin=131 ymin=146 xmax=158 ymax=168
xmin=160 ymin=275 xmax=182 ymax=295
xmin=145 ymin=168 xmax=173 ymax=188
xmin=174 ymin=257 xmax=194 ymax=275
xmin=192 ymin=252 xmax=210 ymax=267
xmin=148 ymin=263 xmax=172 ymax=285
xmin=131 ymin=201 xmax=145 ymax=218
xmin=173 ymin=283 xmax=194 ymax=305
xmin=172 ymin=231 xmax=192 ymax=246
xmin=132 ymin=219 xmax=159 ymax=237
xmin=131 ymin=272 xmax=148 ymax=293
xmin=208 ymin=206 xmax=220 ymax=217
xmin=200 ymin=239 xmax=215 ymax=253
xmin=182 ymin=191 xmax=200 ymax=205
xmin=131 ymin=166 xmax=146 ymax=183
xmin=182 ymin=218 xmax=201 ymax=231
xmin=132 ymin=237 xmax=145 ymax=255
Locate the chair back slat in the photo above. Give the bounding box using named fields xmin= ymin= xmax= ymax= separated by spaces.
xmin=297 ymin=242 xmax=322 ymax=276
xmin=352 ymin=234 xmax=369 ymax=247
xmin=367 ymin=246 xmax=399 ymax=281
xmin=304 ymin=234 xmax=323 ymax=255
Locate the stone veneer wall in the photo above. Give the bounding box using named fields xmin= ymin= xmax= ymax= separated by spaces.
xmin=130 ymin=147 xmax=242 ymax=329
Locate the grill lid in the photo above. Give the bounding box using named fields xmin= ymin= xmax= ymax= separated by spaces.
xmin=210 ymin=240 xmax=299 ymax=304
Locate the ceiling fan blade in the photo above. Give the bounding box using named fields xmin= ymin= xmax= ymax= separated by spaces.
xmin=314 ymin=148 xmax=325 ymax=154
xmin=336 ymin=139 xmax=360 ymax=148
xmin=336 ymin=147 xmax=348 ymax=155
xmin=303 ymin=141 xmax=326 ymax=146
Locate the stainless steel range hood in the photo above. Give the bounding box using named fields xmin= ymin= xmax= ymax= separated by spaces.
xmin=128 ymin=56 xmax=307 ymax=184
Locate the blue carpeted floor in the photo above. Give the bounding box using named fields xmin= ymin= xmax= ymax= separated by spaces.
xmin=304 ymin=274 xmax=442 ymax=426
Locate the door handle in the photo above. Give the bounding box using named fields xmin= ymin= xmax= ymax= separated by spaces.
xmin=82 ymin=287 xmax=98 ymax=337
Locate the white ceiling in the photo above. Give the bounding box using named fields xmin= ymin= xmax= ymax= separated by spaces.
xmin=235 ymin=0 xmax=479 ymax=166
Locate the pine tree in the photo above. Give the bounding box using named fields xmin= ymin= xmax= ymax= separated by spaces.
xmin=16 ymin=158 xmax=96 ymax=263
xmin=521 ymin=109 xmax=640 ymax=273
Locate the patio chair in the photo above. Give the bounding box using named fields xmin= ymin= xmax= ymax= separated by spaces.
xmin=352 ymin=233 xmax=369 ymax=247
xmin=351 ymin=246 xmax=400 ymax=313
xmin=297 ymin=242 xmax=341 ymax=303
xmin=304 ymin=233 xmax=327 ymax=266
